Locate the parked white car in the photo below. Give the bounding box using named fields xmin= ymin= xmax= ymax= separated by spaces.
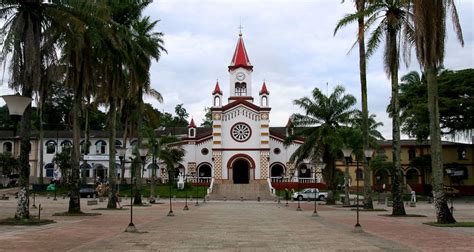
xmin=292 ymin=188 xmax=327 ymax=201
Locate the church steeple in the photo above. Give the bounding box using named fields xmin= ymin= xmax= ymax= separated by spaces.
xmin=228 ymin=33 xmax=253 ymax=72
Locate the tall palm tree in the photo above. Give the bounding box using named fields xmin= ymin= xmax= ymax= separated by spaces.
xmin=335 ymin=0 xmax=375 ymax=210
xmin=338 ymin=0 xmax=413 ymax=215
xmin=285 ymin=85 xmax=357 ymax=204
xmin=411 ymin=0 xmax=464 ymax=223
xmin=0 ymin=0 xmax=42 ymax=220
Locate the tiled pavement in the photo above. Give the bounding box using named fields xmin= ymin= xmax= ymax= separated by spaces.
xmin=0 ymin=194 xmax=473 ymax=251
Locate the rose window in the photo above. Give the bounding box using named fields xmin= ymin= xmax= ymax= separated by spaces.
xmin=231 ymin=123 xmax=251 ymax=142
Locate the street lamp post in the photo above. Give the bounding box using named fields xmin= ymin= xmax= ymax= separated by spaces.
xmin=297 ymin=167 xmax=307 ymax=211
xmin=312 ymin=162 xmax=326 ymax=217
xmin=125 ymin=152 xmax=138 ymax=233
xmin=1 ymin=94 xmax=33 ymax=136
xmin=341 ymin=147 xmax=353 ymax=207
xmin=183 ymin=174 xmax=189 ymax=211
xmin=167 ymin=167 xmax=174 ymax=216
xmin=193 ymin=172 xmax=199 ymax=206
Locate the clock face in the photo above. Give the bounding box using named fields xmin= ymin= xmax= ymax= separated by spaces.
xmin=236 ymin=72 xmax=245 ymax=81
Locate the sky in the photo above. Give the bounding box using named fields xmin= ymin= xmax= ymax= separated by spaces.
xmin=1 ymin=0 xmax=473 ymax=142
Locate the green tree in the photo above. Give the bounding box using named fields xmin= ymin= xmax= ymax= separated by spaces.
xmin=0 ymin=153 xmax=19 ymax=177
xmin=201 ymin=107 xmax=213 ymax=128
xmin=398 ymin=69 xmax=474 ymax=141
xmin=286 ymin=85 xmax=357 ymax=204
xmin=53 ymin=145 xmax=72 ymax=186
xmin=411 ymin=0 xmax=464 ymax=223
xmin=340 ymin=0 xmax=414 ymax=215
xmin=335 ymin=0 xmax=375 ymax=210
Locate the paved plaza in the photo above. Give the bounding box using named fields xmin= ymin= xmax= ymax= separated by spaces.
xmin=0 ymin=193 xmax=473 ymax=251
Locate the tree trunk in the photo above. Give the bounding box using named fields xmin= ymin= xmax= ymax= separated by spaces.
xmin=356 ymin=0 xmax=373 ymax=210
xmin=133 ymin=89 xmax=144 ymax=205
xmin=15 ymin=87 xmax=32 ymax=219
xmin=426 ymin=66 xmax=455 ymax=223
xmin=107 ymin=98 xmax=117 ymax=209
xmin=389 ymin=29 xmax=406 ymax=216
xmin=322 ymin=147 xmax=336 ymax=205
xmin=38 ymin=102 xmax=44 ymax=185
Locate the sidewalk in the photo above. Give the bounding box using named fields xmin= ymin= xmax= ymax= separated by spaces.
xmin=0 ymin=196 xmax=472 ymax=251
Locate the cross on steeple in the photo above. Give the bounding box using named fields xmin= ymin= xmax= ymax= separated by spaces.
xmin=238 ymin=19 xmax=243 ymax=36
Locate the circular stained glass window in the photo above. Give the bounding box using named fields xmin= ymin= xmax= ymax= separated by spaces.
xmin=231 ymin=123 xmax=251 ymax=142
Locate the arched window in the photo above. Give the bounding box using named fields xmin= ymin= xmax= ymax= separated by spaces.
xmin=356 ymin=168 xmax=363 ymax=180
xmin=235 ymin=82 xmax=247 ymax=96
xmin=298 ymin=164 xmax=310 ymax=178
xmin=214 ymin=96 xmax=221 ymax=106
xmin=261 ymin=96 xmax=268 ymax=107
xmin=406 ymin=169 xmax=420 ymax=184
xmin=3 ymin=142 xmax=12 ymax=153
xmin=95 ymin=140 xmax=107 ymax=154
xmin=60 ymin=140 xmax=72 ymax=148
xmin=80 ymin=140 xmax=91 ymax=154
xmin=45 ymin=163 xmax=54 ymax=178
xmin=45 ymin=140 xmax=57 ymax=154
xmin=198 ymin=163 xmax=212 ymax=177
xmin=115 ymin=140 xmax=122 ymax=147
xmin=189 ymin=128 xmax=195 ymax=137
xmin=130 ymin=139 xmax=139 ymax=148
xmin=80 ymin=163 xmax=92 ymax=178
xmin=270 ymin=163 xmax=285 ymax=177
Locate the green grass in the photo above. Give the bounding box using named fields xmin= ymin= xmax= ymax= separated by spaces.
xmin=0 ymin=217 xmax=55 ymax=226
xmin=424 ymin=222 xmax=474 ymax=227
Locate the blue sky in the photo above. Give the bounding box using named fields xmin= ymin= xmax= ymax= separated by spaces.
xmin=142 ymin=0 xmax=473 ymax=142
xmin=1 ymin=0 xmax=472 ymax=142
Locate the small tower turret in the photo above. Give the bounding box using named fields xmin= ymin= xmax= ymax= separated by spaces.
xmin=259 ymin=82 xmax=269 ymax=107
xmin=188 ymin=118 xmax=196 ymax=138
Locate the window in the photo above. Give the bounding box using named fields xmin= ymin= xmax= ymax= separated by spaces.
xmin=406 ymin=169 xmax=419 ymax=184
xmin=45 ymin=163 xmax=54 ymax=178
xmin=408 ymin=148 xmax=416 ymax=160
xmin=235 ymin=82 xmax=247 ymax=96
xmin=231 ymin=123 xmax=251 ymax=142
xmin=3 ymin=142 xmax=12 ymax=153
xmin=80 ymin=140 xmax=91 ymax=154
xmin=201 ymin=148 xmax=209 ymax=155
xmin=458 ymin=148 xmax=467 ymax=160
xmin=95 ymin=140 xmax=107 ymax=154
xmin=45 ymin=140 xmax=57 ymax=154
xmin=261 ymin=96 xmax=268 ymax=106
xmin=60 ymin=140 xmax=72 ymax=148
xmin=189 ymin=128 xmax=195 ymax=137
xmin=214 ymin=96 xmax=220 ymax=106
xmin=273 ymin=148 xmax=281 ymax=155
xmin=356 ymin=168 xmax=363 ymax=180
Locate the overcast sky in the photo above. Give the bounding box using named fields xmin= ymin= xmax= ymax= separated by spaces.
xmin=1 ymin=0 xmax=473 ymax=142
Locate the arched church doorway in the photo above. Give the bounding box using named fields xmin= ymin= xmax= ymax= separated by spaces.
xmin=233 ymin=159 xmax=250 ymax=184
xmin=270 ymin=163 xmax=285 ymax=177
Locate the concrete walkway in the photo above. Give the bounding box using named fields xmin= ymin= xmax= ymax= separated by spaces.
xmin=0 ymin=195 xmax=473 ymax=251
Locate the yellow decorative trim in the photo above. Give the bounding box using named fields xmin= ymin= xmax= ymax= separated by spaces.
xmin=261 ymin=124 xmax=269 ymax=128
xmin=260 ymin=132 xmax=269 ymax=136
xmin=213 ymin=132 xmax=221 ymax=136
xmin=213 ymin=124 xmax=221 ymax=128
xmin=261 ymin=140 xmax=269 ymax=144
xmin=213 ymin=141 xmax=221 ymax=144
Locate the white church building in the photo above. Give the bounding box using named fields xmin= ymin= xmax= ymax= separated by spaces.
xmin=172 ymin=32 xmax=321 ymax=194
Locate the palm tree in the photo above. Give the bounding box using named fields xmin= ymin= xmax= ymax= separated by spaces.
xmin=339 ymin=0 xmax=413 ymax=215
xmin=286 ymin=85 xmax=357 ymax=204
xmin=335 ymin=0 xmax=375 ymax=210
xmin=411 ymin=0 xmax=464 ymax=223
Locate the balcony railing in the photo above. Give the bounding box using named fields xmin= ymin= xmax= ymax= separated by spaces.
xmin=270 ymin=177 xmax=318 ymax=183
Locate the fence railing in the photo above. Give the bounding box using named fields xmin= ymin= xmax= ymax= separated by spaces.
xmin=188 ymin=177 xmax=212 ymax=184
xmin=270 ymin=177 xmax=317 ymax=184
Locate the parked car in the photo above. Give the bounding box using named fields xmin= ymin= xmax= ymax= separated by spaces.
xmin=444 ymin=186 xmax=460 ymax=196
xmin=79 ymin=188 xmax=98 ymax=198
xmin=292 ymin=188 xmax=327 ymax=201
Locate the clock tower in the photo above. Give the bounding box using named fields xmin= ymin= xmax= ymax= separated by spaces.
xmin=228 ymin=32 xmax=253 ymax=102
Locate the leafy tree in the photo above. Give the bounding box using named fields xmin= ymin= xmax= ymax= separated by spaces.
xmin=53 ymin=146 xmax=72 ymax=186
xmin=201 ymin=107 xmax=213 ymax=128
xmin=0 ymin=153 xmax=19 ymax=176
xmin=340 ymin=0 xmax=414 ymax=215
xmin=411 ymin=0 xmax=464 ymax=223
xmin=335 ymin=0 xmax=374 ymax=210
xmin=398 ymin=69 xmax=474 ymax=141
xmin=285 ymin=85 xmax=357 ymax=204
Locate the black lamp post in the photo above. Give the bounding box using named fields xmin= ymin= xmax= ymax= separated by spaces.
xmin=125 ymin=151 xmax=138 ymax=233
xmin=297 ymin=167 xmax=306 ymax=211
xmin=183 ymin=174 xmax=189 ymax=211
xmin=1 ymin=94 xmax=32 ymax=136
xmin=313 ymin=162 xmax=326 ymax=217
xmin=117 ymin=147 xmax=127 ymax=193
xmin=192 ymin=172 xmax=199 ymax=206
xmin=341 ymin=147 xmax=353 ymax=207
xmin=167 ymin=167 xmax=174 ymax=216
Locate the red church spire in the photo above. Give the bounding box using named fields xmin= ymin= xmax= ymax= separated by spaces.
xmin=228 ymin=33 xmax=253 ymax=72
xmin=259 ymin=82 xmax=269 ymax=95
xmin=212 ymin=81 xmax=223 ymax=95
xmin=188 ymin=118 xmax=196 ymax=128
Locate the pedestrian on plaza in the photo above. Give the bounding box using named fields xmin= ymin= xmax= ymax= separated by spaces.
xmin=115 ymin=191 xmax=122 ymax=209
xmin=411 ymin=190 xmax=416 ymax=203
